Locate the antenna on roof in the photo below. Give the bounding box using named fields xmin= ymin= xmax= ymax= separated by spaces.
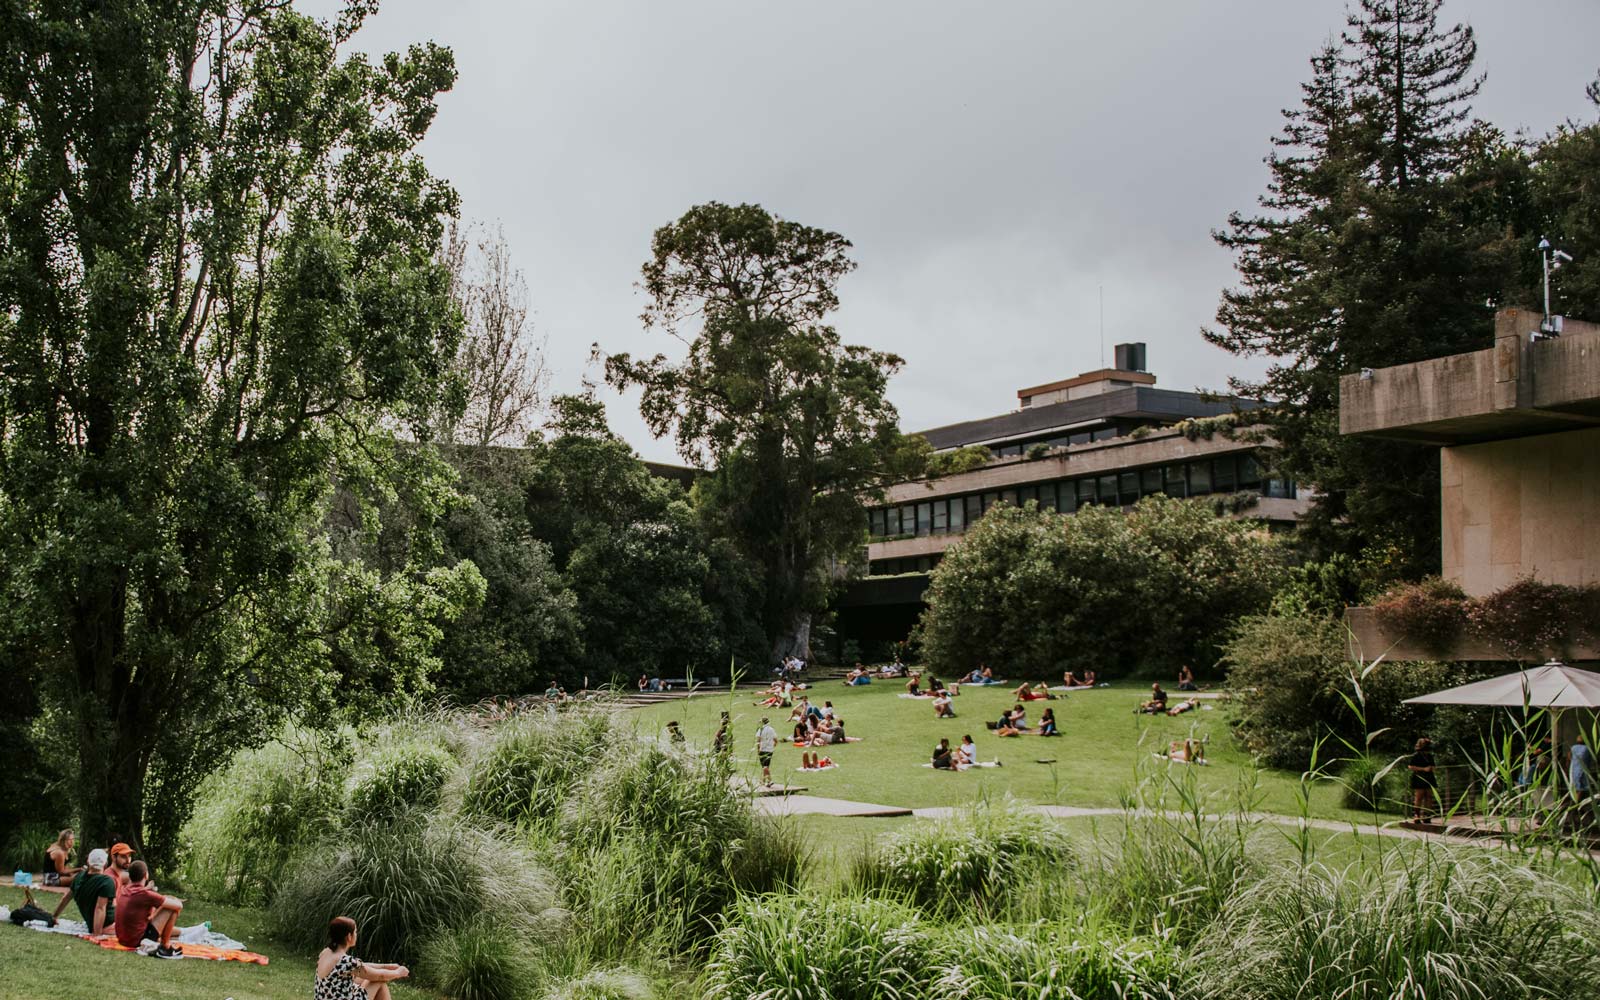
xmin=1099 ymin=285 xmax=1105 ymax=369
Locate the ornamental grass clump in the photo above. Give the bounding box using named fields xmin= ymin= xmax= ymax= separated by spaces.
xmin=461 ymin=707 xmax=624 ymax=830
xmin=926 ymin=920 xmax=1178 ymax=1000
xmin=556 ymin=742 xmax=805 ymax=957
xmin=270 ymin=814 xmax=557 ymax=964
xmin=538 ymin=967 xmax=658 ymax=1000
xmin=701 ymin=894 xmax=933 ymax=1000
xmin=1186 ymin=851 xmax=1600 ymax=1000
xmin=179 ymin=730 xmax=351 ymax=905
xmin=419 ymin=919 xmax=538 ymax=1000
xmin=847 ymin=797 xmax=1074 ymax=918
xmin=1338 ymin=752 xmax=1408 ymax=813
xmin=347 ymin=738 xmax=458 ymax=820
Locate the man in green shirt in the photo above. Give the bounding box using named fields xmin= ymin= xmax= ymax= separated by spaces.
xmin=70 ymin=848 xmax=117 ymax=936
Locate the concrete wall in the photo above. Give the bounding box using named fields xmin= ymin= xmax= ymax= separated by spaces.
xmin=1442 ymin=426 xmax=1600 ymax=595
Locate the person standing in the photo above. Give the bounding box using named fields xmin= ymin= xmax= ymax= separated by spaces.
xmin=1569 ymin=734 xmax=1594 ymax=802
xmin=713 ymin=711 xmax=731 ymax=756
xmin=755 ymin=717 xmax=778 ymax=787
xmin=1408 ymin=737 xmax=1437 ymax=823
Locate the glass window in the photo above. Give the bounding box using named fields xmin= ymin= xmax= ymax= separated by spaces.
xmin=1057 ymin=481 xmax=1078 ymax=513
xmin=1264 ymin=478 xmax=1296 ymax=499
xmin=1239 ymin=454 xmax=1262 ymax=488
xmin=1164 ymin=465 xmax=1187 ymax=497
xmin=1189 ymin=461 xmax=1212 ymax=495
xmin=1070 ymin=431 xmax=1091 ymax=446
xmin=1017 ymin=485 xmax=1037 ymax=506
xmin=1077 ymin=479 xmax=1097 ymax=506
xmin=965 ymin=495 xmax=982 ymax=524
xmin=916 ymin=502 xmax=932 ymax=536
xmin=996 ymin=444 xmax=1021 ymax=458
xmin=1092 ymin=426 xmax=1119 ymax=442
xmin=982 ymin=491 xmax=999 ymax=512
xmin=1047 ymin=436 xmax=1073 ymax=449
xmin=1000 ymin=488 xmax=1018 ymax=506
xmin=1140 ymin=467 xmax=1162 ymax=496
xmin=1097 ymin=475 xmax=1118 ymax=503
xmin=950 ymin=498 xmax=965 ymax=533
xmin=933 ymin=500 xmax=949 ymax=534
xmin=884 ymin=507 xmax=899 ymax=535
xmin=1213 ymin=455 xmax=1236 ymax=492
xmin=1036 ymin=482 xmax=1057 ymax=510
xmin=1118 ymin=472 xmax=1139 ymax=505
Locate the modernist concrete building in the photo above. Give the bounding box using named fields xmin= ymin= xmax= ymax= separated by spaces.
xmin=1342 ymin=307 xmax=1600 ymax=660
xmin=835 ymin=346 xmax=1314 ymax=646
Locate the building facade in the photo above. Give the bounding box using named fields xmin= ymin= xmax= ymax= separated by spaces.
xmin=834 ymin=346 xmax=1313 ymax=646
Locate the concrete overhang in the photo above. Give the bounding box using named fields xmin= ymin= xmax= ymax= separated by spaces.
xmin=1340 ymin=308 xmax=1600 ymax=445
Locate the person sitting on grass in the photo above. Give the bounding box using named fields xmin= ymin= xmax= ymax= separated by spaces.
xmin=1166 ymin=697 xmax=1200 ymax=716
xmin=1062 ymin=670 xmax=1079 ymax=688
xmin=932 ymin=737 xmax=956 ymax=770
xmin=843 ymin=665 xmax=870 ymax=685
xmin=1010 ymin=704 xmax=1030 ymax=731
xmin=1081 ymin=669 xmax=1098 ymax=687
xmin=821 ymin=700 xmax=836 ymax=720
xmin=43 ymin=828 xmax=82 ymax=887
xmin=996 ymin=709 xmax=1021 ymax=738
xmin=318 ymin=916 xmax=410 ymax=1000
xmin=792 ymin=720 xmax=810 ymax=745
xmin=114 ymin=860 xmax=183 ymax=958
xmin=1136 ymin=683 xmax=1169 ymax=715
xmin=958 ymin=734 xmax=979 ymax=769
xmin=1167 ymin=738 xmax=1206 ymax=764
xmin=69 ymin=848 xmax=117 ymax=937
xmin=1038 ymin=707 xmax=1060 ymax=737
xmin=1177 ymin=664 xmax=1198 ymax=691
xmin=1014 ymin=681 xmax=1052 ymax=701
xmin=930 ymin=691 xmax=953 ymax=718
xmin=906 ymin=671 xmax=922 ymax=697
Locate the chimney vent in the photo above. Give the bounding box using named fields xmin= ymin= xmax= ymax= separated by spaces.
xmin=1114 ymin=342 xmax=1147 ymax=373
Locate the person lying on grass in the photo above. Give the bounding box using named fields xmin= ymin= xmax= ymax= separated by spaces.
xmin=1014 ymin=681 xmax=1052 ymax=701
xmin=1135 ymin=682 xmax=1169 ymax=714
xmin=115 ymin=860 xmax=183 ymax=958
xmin=933 ymin=692 xmax=956 ymax=718
xmin=1166 ymin=697 xmax=1200 ymax=716
xmin=1166 ymin=738 xmax=1206 ymax=764
xmin=318 ymin=916 xmax=409 ymax=1000
xmin=1038 ymin=707 xmax=1060 ymax=737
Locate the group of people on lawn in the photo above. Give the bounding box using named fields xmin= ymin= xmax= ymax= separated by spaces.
xmin=35 ymin=829 xmax=185 ymax=959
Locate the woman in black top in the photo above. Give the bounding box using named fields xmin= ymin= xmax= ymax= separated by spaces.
xmin=1409 ymin=737 xmax=1437 ymax=822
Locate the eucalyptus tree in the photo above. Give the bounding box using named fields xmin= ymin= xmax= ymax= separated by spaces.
xmin=602 ymin=203 xmax=914 ymax=661
xmin=0 ymin=2 xmax=477 ymax=855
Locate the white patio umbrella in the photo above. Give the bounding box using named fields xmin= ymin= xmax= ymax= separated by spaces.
xmin=1402 ymin=661 xmax=1600 ymax=711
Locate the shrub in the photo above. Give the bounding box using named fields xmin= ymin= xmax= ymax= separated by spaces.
xmin=538 ymin=968 xmax=658 ymax=1000
xmin=927 ymin=921 xmax=1178 ymax=1000
xmin=1372 ymin=577 xmax=1468 ymax=655
xmin=3 ymin=822 xmax=60 ymax=875
xmin=461 ymin=709 xmax=624 ymax=830
xmin=1465 ymin=577 xmax=1582 ymax=661
xmin=179 ymin=731 xmax=350 ymax=904
xmin=420 ymin=919 xmax=537 ymax=1000
xmin=1337 ymin=753 xmax=1408 ymax=813
xmin=556 ymin=742 xmax=804 ymax=956
xmin=269 ymin=815 xmax=556 ymax=964
xmin=848 ymin=798 xmax=1073 ymax=918
xmin=701 ymin=894 xmax=933 ymax=1000
xmin=348 ymin=740 xmax=457 ymax=820
xmin=1186 ymin=852 xmax=1600 ymax=999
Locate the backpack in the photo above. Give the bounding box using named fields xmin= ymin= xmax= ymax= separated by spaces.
xmin=9 ymin=902 xmax=55 ymax=927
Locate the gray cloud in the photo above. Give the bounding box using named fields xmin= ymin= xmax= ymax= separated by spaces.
xmin=320 ymin=0 xmax=1600 ymax=461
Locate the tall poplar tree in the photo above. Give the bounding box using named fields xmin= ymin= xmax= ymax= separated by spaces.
xmin=1207 ymin=0 xmax=1527 ymax=575
xmin=0 ymin=2 xmax=475 ymax=854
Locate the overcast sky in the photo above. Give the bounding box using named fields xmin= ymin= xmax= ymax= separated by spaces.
xmin=316 ymin=0 xmax=1600 ymax=463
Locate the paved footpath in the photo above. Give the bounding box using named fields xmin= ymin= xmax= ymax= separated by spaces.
xmin=753 ymin=794 xmax=1600 ymax=856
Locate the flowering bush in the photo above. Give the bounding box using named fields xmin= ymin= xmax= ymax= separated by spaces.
xmin=1372 ymin=577 xmax=1468 ymax=655
xmin=1373 ymin=577 xmax=1600 ymax=661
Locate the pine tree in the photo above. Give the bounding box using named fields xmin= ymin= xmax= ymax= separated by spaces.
xmin=1207 ymin=0 xmax=1529 ymax=577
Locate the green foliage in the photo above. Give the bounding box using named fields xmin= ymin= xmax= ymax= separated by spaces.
xmin=1206 ymin=2 xmax=1533 ymax=577
xmin=1221 ymin=610 xmax=1457 ymax=769
xmin=848 ymin=798 xmax=1073 ymax=918
xmin=538 ymin=968 xmax=658 ymax=1000
xmin=1187 ymin=852 xmax=1600 ymax=1000
xmin=916 ymin=495 xmax=1285 ymax=677
xmin=347 ymin=740 xmax=457 ymax=821
xmin=270 ymin=815 xmax=556 ymax=965
xmin=460 ymin=709 xmax=624 ymax=830
xmin=3 ymin=823 xmax=59 ymax=876
xmin=921 ymin=444 xmax=994 ymax=478
xmin=1373 ymin=576 xmax=1470 ymax=655
xmin=603 ymin=202 xmax=913 ymax=659
xmin=419 ymin=919 xmax=538 ymax=1000
xmin=179 ymin=733 xmax=351 ymax=905
xmin=1372 ymin=576 xmax=1600 ymax=660
xmin=925 ymin=922 xmax=1177 ymax=1000
xmin=556 ymin=743 xmax=805 ymax=956
xmin=0 ymin=1 xmax=472 ymax=852
xmin=1337 ymin=753 xmax=1408 ymax=813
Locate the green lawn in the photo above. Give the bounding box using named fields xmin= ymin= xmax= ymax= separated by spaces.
xmin=0 ymin=887 xmax=430 ymax=1000
xmin=633 ymin=680 xmax=1382 ymax=824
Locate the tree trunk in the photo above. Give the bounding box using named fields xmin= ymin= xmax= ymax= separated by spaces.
xmin=69 ymin=575 xmax=151 ymax=854
xmin=771 ymin=611 xmax=811 ymax=664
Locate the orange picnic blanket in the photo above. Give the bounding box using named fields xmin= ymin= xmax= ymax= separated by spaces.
xmin=85 ymin=934 xmax=269 ymax=965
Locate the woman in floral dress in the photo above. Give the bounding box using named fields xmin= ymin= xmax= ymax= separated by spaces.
xmin=315 ymin=917 xmax=410 ymax=1000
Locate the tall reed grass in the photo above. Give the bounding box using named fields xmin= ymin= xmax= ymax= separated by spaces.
xmin=461 ymin=708 xmax=625 ymax=830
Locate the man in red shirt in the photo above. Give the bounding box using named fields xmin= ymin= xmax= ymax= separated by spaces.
xmin=113 ymin=861 xmax=184 ymax=958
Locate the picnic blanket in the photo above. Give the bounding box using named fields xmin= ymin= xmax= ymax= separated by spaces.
xmin=921 ymin=761 xmax=1002 ymax=769
xmin=1153 ymin=752 xmax=1210 ymax=766
xmin=2 ymin=908 xmax=267 ymax=964
xmin=796 ymin=763 xmax=839 ymax=772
